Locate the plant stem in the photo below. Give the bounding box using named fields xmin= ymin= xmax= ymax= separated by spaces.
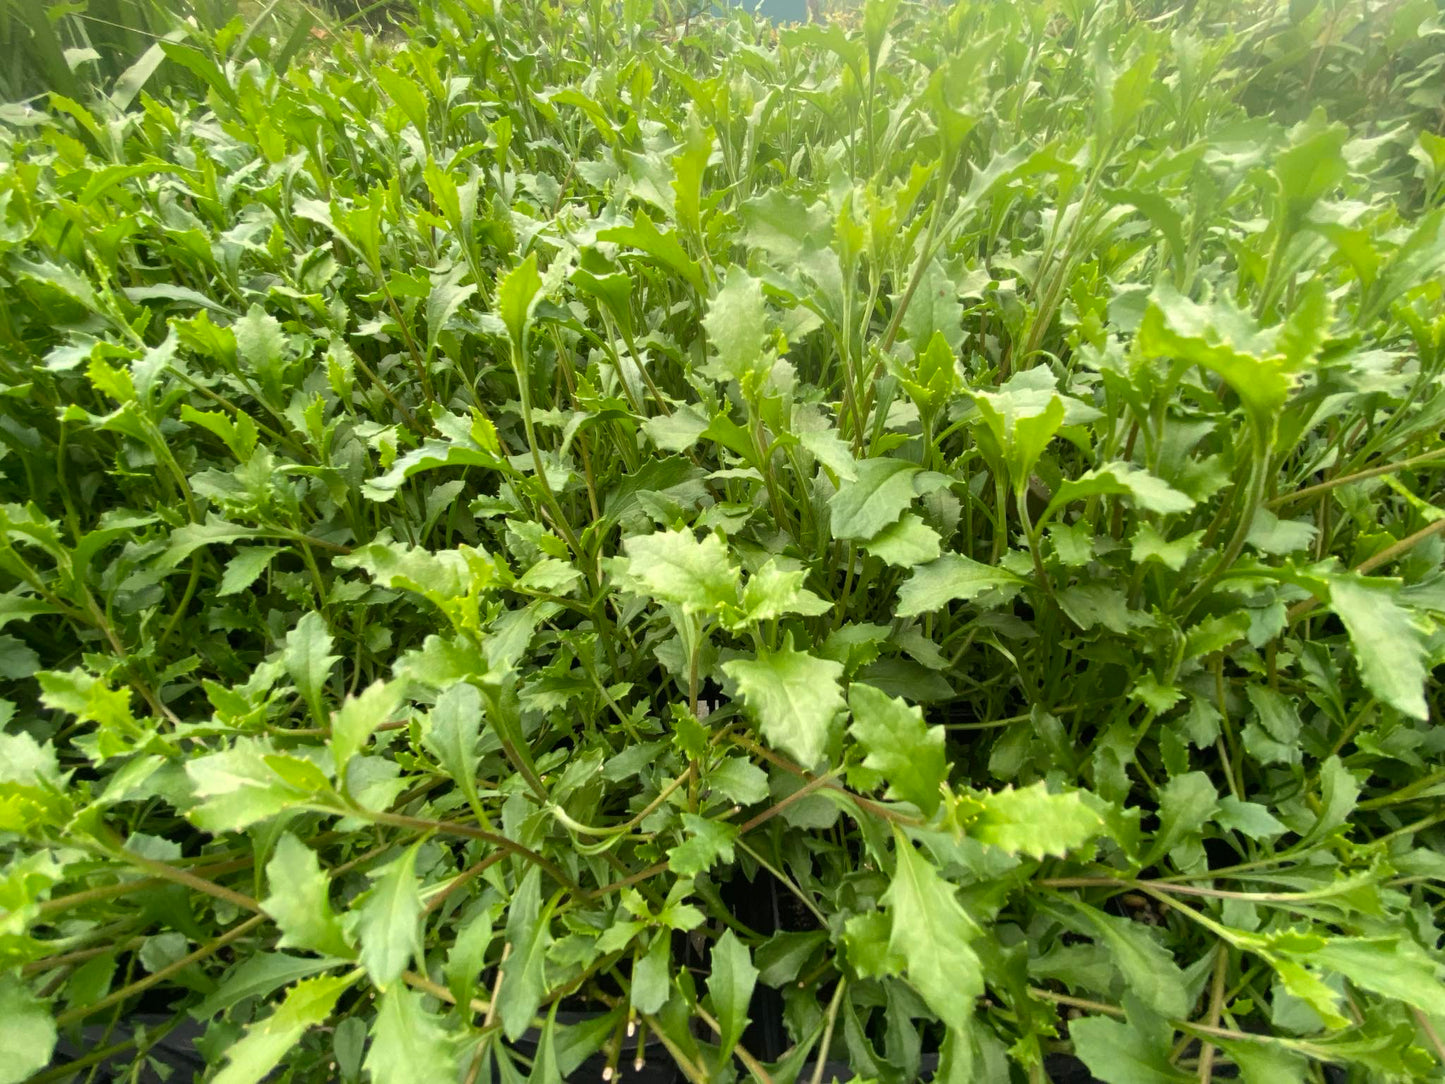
xmin=55 ymin=913 xmax=268 ymax=1028
xmin=809 ymin=978 xmax=848 ymax=1084
xmin=355 ymin=808 xmax=580 ymax=892
xmin=641 ymin=1014 xmax=710 ymax=1084
xmin=509 ymin=339 xmax=585 ymax=563
xmin=1267 ymin=447 xmax=1445 ymax=508
xmin=1179 ymin=435 xmax=1268 ymax=617
xmin=1197 ymin=946 xmax=1228 ymax=1081
xmin=694 ymin=1002 xmax=776 ymax=1084
xmin=1028 ymin=986 xmax=1125 ymax=1017
xmin=735 ymin=838 xmax=827 ymax=926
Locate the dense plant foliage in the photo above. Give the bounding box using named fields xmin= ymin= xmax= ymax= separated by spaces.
xmin=0 ymin=0 xmax=332 ymax=103
xmin=3 ymin=0 xmax=1445 ymax=1080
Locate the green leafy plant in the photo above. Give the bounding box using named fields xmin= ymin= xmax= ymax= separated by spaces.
xmin=0 ymin=0 xmax=327 ymax=104
xmin=2 ymin=0 xmax=1444 ymax=1081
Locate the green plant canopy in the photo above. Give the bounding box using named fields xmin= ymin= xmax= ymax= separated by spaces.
xmin=2 ymin=0 xmax=1445 ymax=1081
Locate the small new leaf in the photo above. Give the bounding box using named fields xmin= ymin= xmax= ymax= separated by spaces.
xmin=968 ymin=782 xmax=1106 ymax=859
xmin=285 ymin=612 xmax=338 ymax=727
xmin=331 ymin=680 xmax=401 ymax=777
xmin=737 ymin=559 xmax=830 ymax=626
xmin=668 ymin=813 xmax=739 ymax=877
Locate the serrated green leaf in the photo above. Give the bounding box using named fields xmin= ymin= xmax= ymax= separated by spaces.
xmin=737 ymin=559 xmax=830 ymax=625
xmin=797 ymin=425 xmax=858 ymax=481
xmin=1246 ymin=509 xmax=1316 ymax=555
xmin=0 ymin=975 xmax=56 ymax=1084
xmin=374 ymin=66 xmax=430 ymax=133
xmin=971 ymin=383 xmax=1067 ymax=485
xmin=708 ymin=756 xmax=769 ymax=806
xmin=186 ymin=742 xmax=323 ymax=832
xmin=217 ymin=546 xmax=281 ymax=597
xmin=618 ymin=528 xmax=739 ymax=614
xmin=1292 ymin=936 xmax=1445 ymax=1018
xmin=1130 ymin=523 xmax=1200 ymax=570
xmin=262 ymin=834 xmax=353 ymax=960
xmin=1245 ymin=685 xmax=1300 ymax=746
xmin=597 ymin=211 xmax=706 ymax=294
xmin=1215 ymin=796 xmax=1286 ymax=840
xmin=848 ymin=683 xmax=947 ymax=815
xmin=362 ymin=985 xmax=454 ymax=1082
xmin=896 ymin=554 xmax=1020 ymax=617
xmin=739 ymin=188 xmax=828 ymax=262
xmin=843 ymin=909 xmax=903 ymax=979
xmin=1326 ymin=575 xmax=1428 ymax=720
xmin=1048 ymin=462 xmax=1194 ymax=519
xmin=354 ymin=843 xmax=423 ymax=988
xmin=631 ymin=929 xmax=671 ymax=1015
xmin=707 ymin=929 xmax=757 ymax=1062
xmin=1270 ymin=959 xmax=1349 ymax=1029
xmin=884 ymin=830 xmax=982 ymax=1032
xmin=1071 ymin=1013 xmax=1190 ymax=1084
xmin=864 ymin=513 xmax=943 ymax=567
xmin=1296 ymin=755 xmax=1359 ymax=850
xmin=829 ymin=458 xmax=920 ymax=541
xmin=1138 ymin=284 xmax=1297 ymax=431
xmin=285 ymin=612 xmax=338 ymax=727
xmin=1274 ymin=117 xmax=1349 ymax=230
xmin=971 ymin=782 xmax=1107 ymax=859
xmin=702 ymin=266 xmax=768 ymax=383
xmin=331 ymin=680 xmax=401 ymax=777
xmin=234 ymin=304 xmax=287 ymax=404
xmin=213 ymin=974 xmax=354 ymax=1084
xmin=497 ymin=251 xmax=543 ymax=348
xmin=426 ymin=267 xmax=477 ymax=357
xmin=1213 ymin=1037 xmax=1308 ymax=1083
xmin=361 ymin=436 xmax=505 ymax=502
xmin=723 ymin=642 xmax=845 ymax=768
xmin=1141 ymin=771 xmax=1217 ymax=866
xmin=191 ymin=954 xmax=342 ymax=1021
xmin=422 ymin=681 xmax=484 ymax=815
xmin=1047 ymin=900 xmax=1191 ymax=1018
xmin=642 ymin=407 xmax=708 ymax=452
xmin=36 ymin=667 xmax=139 ymax=758
xmin=755 ymin=930 xmax=828 ymax=987
xmin=499 ymin=866 xmax=554 ymax=1040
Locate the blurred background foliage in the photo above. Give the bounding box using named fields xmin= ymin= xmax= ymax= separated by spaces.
xmin=0 ymin=0 xmax=390 ymax=103
xmin=3 ymin=0 xmax=1442 ymax=140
